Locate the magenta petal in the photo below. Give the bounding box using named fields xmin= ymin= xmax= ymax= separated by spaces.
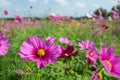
xmin=27 ymin=36 xmax=41 ymax=49
xmin=106 ymin=47 xmax=114 ymax=59
xmin=111 ymin=65 xmax=120 ymax=78
xmin=101 ymin=61 xmax=111 ymax=73
xmin=0 ymin=33 xmax=10 ymax=56
xmin=45 ymin=39 xmax=54 ymax=49
xmin=111 ymin=56 xmax=120 ymax=65
xmin=37 ymin=59 xmax=48 ymax=69
xmin=65 ymin=46 xmax=74 ymax=53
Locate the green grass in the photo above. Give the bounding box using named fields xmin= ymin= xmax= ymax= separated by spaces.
xmin=0 ymin=20 xmax=120 ymax=80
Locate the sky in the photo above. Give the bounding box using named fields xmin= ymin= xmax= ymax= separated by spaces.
xmin=0 ymin=0 xmax=119 ymax=18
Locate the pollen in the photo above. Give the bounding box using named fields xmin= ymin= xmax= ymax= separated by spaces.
xmin=37 ymin=49 xmax=45 ymax=57
xmin=86 ymin=45 xmax=88 ymax=49
xmin=89 ymin=52 xmax=94 ymax=57
xmin=64 ymin=53 xmax=69 ymax=57
xmin=105 ymin=60 xmax=112 ymax=68
xmin=97 ymin=72 xmax=102 ymax=79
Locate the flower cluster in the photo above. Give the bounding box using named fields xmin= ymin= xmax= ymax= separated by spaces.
xmin=1 ymin=33 xmax=120 ymax=79
xmin=78 ymin=40 xmax=120 ymax=79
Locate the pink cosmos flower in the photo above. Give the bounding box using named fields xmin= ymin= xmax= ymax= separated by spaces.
xmin=3 ymin=10 xmax=8 ymax=15
xmin=48 ymin=13 xmax=61 ymax=22
xmin=60 ymin=45 xmax=78 ymax=58
xmin=86 ymin=48 xmax=98 ymax=65
xmin=111 ymin=10 xmax=119 ymax=19
xmin=92 ymin=14 xmax=98 ymax=23
xmin=100 ymin=44 xmax=120 ymax=78
xmin=59 ymin=37 xmax=72 ymax=45
xmin=46 ymin=36 xmax=56 ymax=43
xmin=92 ymin=70 xmax=102 ymax=80
xmin=78 ymin=40 xmax=95 ymax=50
xmin=0 ymin=33 xmax=10 ymax=56
xmin=14 ymin=15 xmax=23 ymax=23
xmin=19 ymin=36 xmax=61 ymax=69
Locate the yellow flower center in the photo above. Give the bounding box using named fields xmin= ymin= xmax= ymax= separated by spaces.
xmin=105 ymin=60 xmax=112 ymax=68
xmin=86 ymin=45 xmax=88 ymax=49
xmin=64 ymin=53 xmax=69 ymax=57
xmin=89 ymin=52 xmax=94 ymax=57
xmin=97 ymin=73 xmax=102 ymax=80
xmin=37 ymin=49 xmax=45 ymax=57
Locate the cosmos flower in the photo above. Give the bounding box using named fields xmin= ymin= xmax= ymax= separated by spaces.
xmin=14 ymin=15 xmax=23 ymax=23
xmin=78 ymin=40 xmax=95 ymax=50
xmin=3 ymin=10 xmax=8 ymax=15
xmin=59 ymin=37 xmax=72 ymax=45
xmin=100 ymin=44 xmax=120 ymax=78
xmin=91 ymin=14 xmax=98 ymax=23
xmin=100 ymin=24 xmax=109 ymax=29
xmin=92 ymin=71 xmax=102 ymax=80
xmin=86 ymin=48 xmax=99 ymax=65
xmin=111 ymin=10 xmax=119 ymax=19
xmin=60 ymin=45 xmax=78 ymax=58
xmin=48 ymin=13 xmax=61 ymax=22
xmin=0 ymin=33 xmax=10 ymax=56
xmin=46 ymin=36 xmax=56 ymax=44
xmin=19 ymin=36 xmax=61 ymax=69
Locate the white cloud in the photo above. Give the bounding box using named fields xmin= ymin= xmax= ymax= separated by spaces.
xmin=55 ymin=0 xmax=68 ymax=6
xmin=76 ymin=2 xmax=86 ymax=8
xmin=0 ymin=0 xmax=11 ymax=7
xmin=28 ymin=0 xmax=37 ymax=3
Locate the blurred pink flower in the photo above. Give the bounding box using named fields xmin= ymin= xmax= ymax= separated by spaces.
xmin=3 ymin=10 xmax=8 ymax=15
xmin=98 ymin=9 xmax=102 ymax=16
xmin=48 ymin=13 xmax=61 ymax=22
xmin=78 ymin=40 xmax=95 ymax=50
xmin=92 ymin=14 xmax=98 ymax=23
xmin=14 ymin=15 xmax=23 ymax=23
xmin=46 ymin=36 xmax=56 ymax=43
xmin=99 ymin=15 xmax=104 ymax=21
xmin=100 ymin=24 xmax=109 ymax=29
xmin=0 ymin=33 xmax=10 ymax=56
xmin=117 ymin=0 xmax=120 ymax=3
xmin=111 ymin=10 xmax=119 ymax=19
xmin=19 ymin=36 xmax=61 ymax=69
xmin=86 ymin=48 xmax=98 ymax=65
xmin=59 ymin=37 xmax=72 ymax=45
xmin=23 ymin=18 xmax=31 ymax=24
xmin=100 ymin=44 xmax=120 ymax=78
xmin=92 ymin=70 xmax=102 ymax=80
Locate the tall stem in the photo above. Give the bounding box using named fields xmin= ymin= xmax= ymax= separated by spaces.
xmin=81 ymin=63 xmax=88 ymax=80
xmin=37 ymin=69 xmax=40 ymax=80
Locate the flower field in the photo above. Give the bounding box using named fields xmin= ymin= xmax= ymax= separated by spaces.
xmin=1 ymin=0 xmax=120 ymax=79
xmin=0 ymin=16 xmax=120 ymax=80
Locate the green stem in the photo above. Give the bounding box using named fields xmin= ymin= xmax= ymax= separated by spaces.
xmin=36 ymin=69 xmax=40 ymax=80
xmin=81 ymin=64 xmax=88 ymax=80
